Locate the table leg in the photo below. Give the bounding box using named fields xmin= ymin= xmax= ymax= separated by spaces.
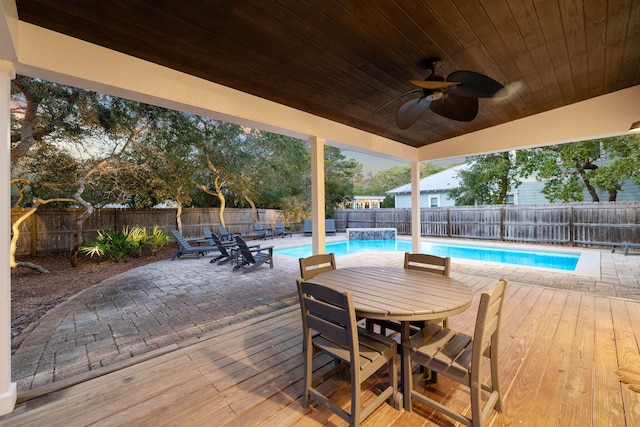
xmin=400 ymin=321 xmax=412 ymax=410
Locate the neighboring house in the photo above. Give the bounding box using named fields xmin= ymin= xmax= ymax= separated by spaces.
xmin=388 ymin=163 xmax=640 ymax=207
xmin=350 ymin=195 xmax=386 ymax=209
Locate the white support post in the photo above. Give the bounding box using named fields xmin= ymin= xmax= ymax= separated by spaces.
xmin=309 ymin=136 xmax=326 ymax=255
xmin=411 ymin=161 xmax=421 ymax=252
xmin=0 ymin=60 xmax=17 ymax=415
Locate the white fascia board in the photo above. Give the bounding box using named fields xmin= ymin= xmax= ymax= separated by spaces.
xmin=418 ymin=85 xmax=640 ymax=161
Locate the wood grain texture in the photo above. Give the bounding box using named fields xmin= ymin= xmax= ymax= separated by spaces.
xmin=1 ymin=278 xmax=638 ymax=426
xmin=14 ymin=0 xmax=640 ymax=148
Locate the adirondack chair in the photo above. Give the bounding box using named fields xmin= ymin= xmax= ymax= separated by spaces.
xmin=170 ymin=230 xmax=218 ymax=260
xmin=254 ymin=222 xmax=274 ymax=240
xmin=325 ymin=218 xmax=336 ymax=236
xmin=204 ymin=228 xmax=238 ymax=265
xmin=275 ymin=220 xmax=292 ymax=238
xmin=233 ymin=236 xmax=273 ymax=273
xmin=218 ymin=225 xmax=240 ymax=243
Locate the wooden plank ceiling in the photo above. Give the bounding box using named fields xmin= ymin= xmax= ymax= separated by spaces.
xmin=15 ymin=0 xmax=640 ymax=148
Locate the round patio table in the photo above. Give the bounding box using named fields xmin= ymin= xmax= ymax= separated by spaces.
xmin=310 ymin=266 xmax=473 ymax=409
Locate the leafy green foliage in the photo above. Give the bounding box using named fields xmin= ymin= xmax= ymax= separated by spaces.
xmin=80 ymin=226 xmax=171 ymax=262
xmin=449 ymin=152 xmax=526 ymax=205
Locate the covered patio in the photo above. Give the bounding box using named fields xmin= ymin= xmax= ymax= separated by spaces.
xmin=1 ymin=256 xmax=639 ymax=425
xmin=1 ymin=0 xmax=640 ymax=421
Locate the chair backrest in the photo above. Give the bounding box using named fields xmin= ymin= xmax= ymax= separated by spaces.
xmin=202 ymin=227 xmax=214 ymax=244
xmin=299 ymin=254 xmax=336 ymax=281
xmin=254 ymin=222 xmax=267 ymax=237
xmin=218 ymin=226 xmax=232 ymax=240
xmin=298 ymin=281 xmax=359 ymax=367
xmin=472 ymin=279 xmax=508 ymax=371
xmin=275 ymin=221 xmax=285 ymax=231
xmin=234 ymin=236 xmax=256 ymax=263
xmin=404 ymin=252 xmax=450 ymax=276
xmin=210 ymin=232 xmax=231 ymax=256
xmin=325 ymin=218 xmax=336 ymax=232
xmin=303 ymin=219 xmax=312 ymax=233
xmin=170 ymin=230 xmax=191 ymax=249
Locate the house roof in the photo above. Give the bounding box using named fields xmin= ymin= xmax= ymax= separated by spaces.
xmin=7 ymin=1 xmax=640 ymax=155
xmin=387 ymin=163 xmax=469 ymax=194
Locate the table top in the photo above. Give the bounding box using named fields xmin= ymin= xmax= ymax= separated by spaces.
xmin=310 ymin=266 xmax=473 ymax=321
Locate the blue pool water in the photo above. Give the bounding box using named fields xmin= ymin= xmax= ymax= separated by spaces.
xmin=275 ymin=240 xmax=580 ymax=271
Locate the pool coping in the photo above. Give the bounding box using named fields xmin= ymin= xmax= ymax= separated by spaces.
xmin=275 ymin=235 xmax=601 ymax=279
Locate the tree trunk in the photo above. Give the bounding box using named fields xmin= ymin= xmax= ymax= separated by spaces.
xmin=608 ymin=189 xmax=617 ymax=202
xmin=576 ymin=162 xmax=600 ymax=202
xmin=244 ymin=193 xmax=257 ymax=222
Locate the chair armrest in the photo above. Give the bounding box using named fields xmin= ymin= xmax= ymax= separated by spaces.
xmin=249 ymin=246 xmax=273 ymax=254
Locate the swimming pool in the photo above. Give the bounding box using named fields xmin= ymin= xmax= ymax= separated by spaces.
xmin=275 ymin=239 xmax=580 ymax=271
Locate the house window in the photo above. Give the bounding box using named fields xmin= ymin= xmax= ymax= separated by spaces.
xmin=505 ymin=193 xmax=518 ymax=205
xmin=429 ymin=196 xmax=439 ymax=208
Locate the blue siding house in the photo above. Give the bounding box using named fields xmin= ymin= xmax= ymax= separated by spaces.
xmin=388 ymin=163 xmax=640 ymax=207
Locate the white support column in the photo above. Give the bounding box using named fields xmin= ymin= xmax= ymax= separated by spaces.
xmin=0 ymin=60 xmax=17 ymax=416
xmin=411 ymin=161 xmax=421 ymax=252
xmin=309 ymin=136 xmax=326 ymax=255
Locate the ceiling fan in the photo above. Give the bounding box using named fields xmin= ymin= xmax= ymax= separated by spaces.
xmin=375 ymin=59 xmax=508 ymax=129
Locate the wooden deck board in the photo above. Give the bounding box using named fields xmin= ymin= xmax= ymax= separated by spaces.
xmin=1 ymin=281 xmax=639 ymax=427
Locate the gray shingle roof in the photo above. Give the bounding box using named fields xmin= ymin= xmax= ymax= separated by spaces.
xmin=386 ymin=163 xmax=469 ymax=194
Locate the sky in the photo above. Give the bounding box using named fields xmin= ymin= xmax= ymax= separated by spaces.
xmin=342 ymin=149 xmax=465 ymax=175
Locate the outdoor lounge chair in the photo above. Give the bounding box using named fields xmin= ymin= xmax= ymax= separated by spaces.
xmin=303 ymin=219 xmax=312 ymax=236
xmin=298 ymin=280 xmax=398 ymax=426
xmin=254 ymin=222 xmax=274 ymax=240
xmin=233 ymin=236 xmax=273 ymax=273
xmin=325 ymin=218 xmax=337 ymax=235
xmin=205 ymin=229 xmax=238 ymax=265
xmin=170 ymin=230 xmax=218 ymax=260
xmin=275 ymin=220 xmax=292 ymax=238
xmin=218 ymin=225 xmax=240 ymax=243
xmin=403 ymin=279 xmax=507 ymax=426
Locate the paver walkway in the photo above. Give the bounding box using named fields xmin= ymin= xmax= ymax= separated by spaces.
xmin=11 ymin=234 xmax=640 ymax=397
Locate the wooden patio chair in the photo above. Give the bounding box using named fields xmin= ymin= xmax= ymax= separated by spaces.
xmin=405 ymin=252 xmax=451 ymax=327
xmin=298 ymin=280 xmax=399 ymax=426
xmin=404 ymin=252 xmax=451 ymax=277
xmin=232 ymin=236 xmax=273 ymax=273
xmin=254 ymin=222 xmax=274 ymax=240
xmin=169 ymin=230 xmax=218 ymax=260
xmin=298 ymin=253 xmax=337 ymax=282
xmin=370 ymin=253 xmax=452 ymax=336
xmin=297 ymin=253 xmax=337 ymax=352
xmin=403 ymin=278 xmax=508 ymax=426
xmin=275 ymin=220 xmax=292 ymax=238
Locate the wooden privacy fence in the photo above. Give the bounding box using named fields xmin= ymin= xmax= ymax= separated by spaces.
xmin=11 ymin=207 xmax=283 ymax=256
xmin=334 ymin=202 xmax=640 ymax=247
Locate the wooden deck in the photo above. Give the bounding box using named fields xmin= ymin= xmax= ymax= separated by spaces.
xmin=1 ymin=276 xmax=639 ymax=426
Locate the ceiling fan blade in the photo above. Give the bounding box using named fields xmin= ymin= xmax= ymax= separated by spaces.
xmin=409 ymin=80 xmax=458 ymax=90
xmin=396 ymin=97 xmax=432 ymax=129
xmin=430 ymin=93 xmax=478 ymax=122
xmin=372 ymin=89 xmax=422 ymax=114
xmin=447 ymin=70 xmax=506 ymax=98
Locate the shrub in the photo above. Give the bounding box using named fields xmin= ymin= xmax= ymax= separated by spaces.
xmin=80 ymin=226 xmax=171 ymax=262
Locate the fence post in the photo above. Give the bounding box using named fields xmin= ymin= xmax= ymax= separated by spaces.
xmin=569 ymin=205 xmax=574 ymax=246
xmin=499 ymin=206 xmax=504 ymax=241
xmin=446 ymin=208 xmax=451 ymax=237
